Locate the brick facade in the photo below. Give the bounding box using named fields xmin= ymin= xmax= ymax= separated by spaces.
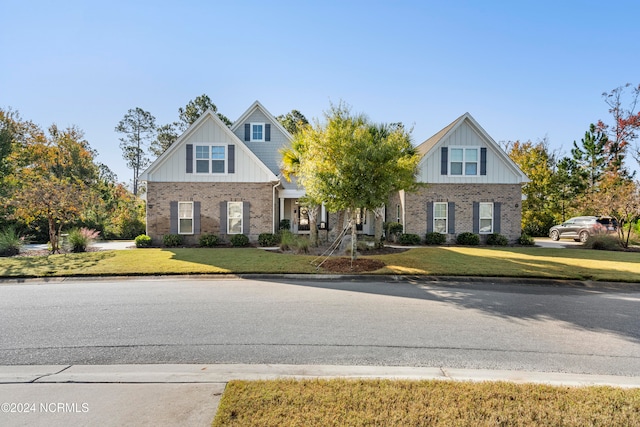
xmin=146 ymin=182 xmax=276 ymax=244
xmin=390 ymin=184 xmax=523 ymax=242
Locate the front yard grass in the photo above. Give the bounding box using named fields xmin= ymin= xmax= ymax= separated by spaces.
xmin=212 ymin=379 xmax=640 ymax=426
xmin=0 ymin=246 xmax=639 ymax=282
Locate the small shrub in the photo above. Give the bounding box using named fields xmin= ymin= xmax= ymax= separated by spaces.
xmin=66 ymin=227 xmax=100 ymax=253
xmin=258 ymin=233 xmax=279 ymax=247
xmin=398 ymin=233 xmax=421 ymax=245
xmin=0 ymin=227 xmax=24 ymax=257
xmin=486 ymin=233 xmax=509 ymax=246
xmin=384 ymin=222 xmax=404 ymax=241
xmin=293 ymin=236 xmax=310 ymax=254
xmin=279 ymin=230 xmax=295 ymax=251
xmin=230 ymin=234 xmax=250 ymax=247
xmin=425 ymin=232 xmax=447 ymax=245
xmin=457 ymin=232 xmax=480 ymax=245
xmin=279 ymin=219 xmax=291 ymax=230
xmin=356 ymin=240 xmax=373 ymax=252
xmin=135 ymin=234 xmax=152 ymax=248
xmin=518 ymin=233 xmax=535 ymax=246
xmin=584 ymin=234 xmax=621 ymax=251
xmin=199 ymin=233 xmax=220 ymax=247
xmin=163 ymin=234 xmax=183 ymax=247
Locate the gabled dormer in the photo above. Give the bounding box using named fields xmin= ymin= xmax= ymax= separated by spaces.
xmin=415 ymin=113 xmax=528 ymax=184
xmin=230 ymin=100 xmax=293 ymax=175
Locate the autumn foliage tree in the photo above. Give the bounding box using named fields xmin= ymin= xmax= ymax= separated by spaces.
xmin=291 ymin=103 xmax=420 ymax=259
xmin=597 ymin=83 xmax=640 ymax=178
xmin=7 ymin=125 xmax=96 ymax=252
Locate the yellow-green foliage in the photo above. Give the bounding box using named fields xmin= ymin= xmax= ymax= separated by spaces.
xmin=213 ymin=379 xmax=640 ymax=427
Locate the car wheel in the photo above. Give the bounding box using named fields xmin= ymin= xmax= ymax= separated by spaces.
xmin=579 ymin=231 xmax=589 ymax=243
xmin=550 ymin=230 xmax=559 ymax=241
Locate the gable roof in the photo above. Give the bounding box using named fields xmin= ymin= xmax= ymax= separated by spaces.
xmin=416 ymin=112 xmax=529 ymax=182
xmin=230 ymin=100 xmax=293 ymax=140
xmin=139 ymin=108 xmax=277 ymax=181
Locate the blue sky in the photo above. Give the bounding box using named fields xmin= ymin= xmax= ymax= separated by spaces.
xmin=2 ymin=1 xmax=639 ymax=185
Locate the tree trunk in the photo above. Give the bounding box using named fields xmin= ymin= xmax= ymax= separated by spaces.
xmin=48 ymin=215 xmax=59 ymax=254
xmin=374 ymin=206 xmax=384 ymax=248
xmin=330 ymin=210 xmax=346 ymax=241
xmin=350 ymin=208 xmax=358 ymax=261
xmin=308 ymin=204 xmax=319 ymax=246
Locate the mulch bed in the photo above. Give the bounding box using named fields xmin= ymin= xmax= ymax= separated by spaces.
xmin=318 ymin=257 xmax=387 ymax=273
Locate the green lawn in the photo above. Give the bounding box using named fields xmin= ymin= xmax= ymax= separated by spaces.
xmin=0 ymin=246 xmax=639 ymax=282
xmin=212 ymin=379 xmax=640 ymax=426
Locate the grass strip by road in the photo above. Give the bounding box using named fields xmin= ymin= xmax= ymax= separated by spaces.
xmin=212 ymin=379 xmax=640 ymax=426
xmin=1 ymin=246 xmax=639 ymax=282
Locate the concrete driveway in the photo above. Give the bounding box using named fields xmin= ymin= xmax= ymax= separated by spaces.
xmin=534 ymin=237 xmax=583 ymax=248
xmin=21 ymin=241 xmax=135 ymax=252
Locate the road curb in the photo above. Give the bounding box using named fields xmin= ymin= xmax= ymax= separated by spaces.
xmin=2 ymin=364 xmax=639 ymax=388
xmin=1 ymin=274 xmax=639 ymax=290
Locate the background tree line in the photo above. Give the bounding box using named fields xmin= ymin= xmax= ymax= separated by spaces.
xmin=507 ymin=83 xmax=640 ymax=247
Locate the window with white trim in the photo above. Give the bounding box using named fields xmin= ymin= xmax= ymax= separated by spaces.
xmin=433 ymin=202 xmax=447 ymax=234
xmin=250 ymin=123 xmax=264 ymax=142
xmin=178 ymin=202 xmax=193 ymax=234
xmin=227 ymin=201 xmax=243 ymax=234
xmin=450 ymin=148 xmax=478 ymax=176
xmin=479 ymin=202 xmax=493 ymax=234
xmin=195 ymin=144 xmax=226 ymax=174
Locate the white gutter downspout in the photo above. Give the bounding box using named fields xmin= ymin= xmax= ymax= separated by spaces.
xmin=272 ymin=181 xmax=281 ymax=234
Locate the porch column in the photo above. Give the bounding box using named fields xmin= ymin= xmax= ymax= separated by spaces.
xmin=279 ymin=198 xmax=285 ymax=229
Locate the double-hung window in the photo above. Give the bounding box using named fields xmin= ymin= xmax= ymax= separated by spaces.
xmin=195 ymin=145 xmax=226 ymax=174
xmin=479 ymin=202 xmax=493 ymax=233
xmin=433 ymin=202 xmax=448 ymax=234
xmin=251 ymin=123 xmax=264 ymax=142
xmin=178 ymin=202 xmax=193 ymax=234
xmin=450 ymin=148 xmax=478 ymax=176
xmin=227 ymin=201 xmax=243 ymax=234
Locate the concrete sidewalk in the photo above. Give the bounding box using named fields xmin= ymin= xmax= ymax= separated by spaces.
xmin=1 ymin=364 xmax=639 ymax=427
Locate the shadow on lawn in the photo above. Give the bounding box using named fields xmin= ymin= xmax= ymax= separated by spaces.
xmin=0 ymin=251 xmax=115 ymax=278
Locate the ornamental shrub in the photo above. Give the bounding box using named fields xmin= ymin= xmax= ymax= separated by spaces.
xmin=67 ymin=227 xmax=100 ymax=253
xmin=230 ymin=234 xmax=249 ymax=247
xmin=398 ymin=233 xmax=421 ymax=245
xmin=135 ymin=234 xmax=152 ymax=248
xmin=279 ymin=230 xmax=295 ymax=251
xmin=457 ymin=232 xmax=479 ymax=245
xmin=486 ymin=233 xmax=509 ymax=246
xmin=163 ymin=234 xmax=183 ymax=247
xmin=425 ymin=232 xmax=447 ymax=245
xmin=517 ymin=233 xmax=535 ymax=246
xmin=258 ymin=233 xmax=279 ymax=247
xmin=0 ymin=227 xmax=24 ymax=257
xmin=199 ymin=234 xmax=220 ymax=247
xmin=385 ymin=222 xmax=403 ymax=242
xmin=584 ymin=234 xmax=621 ymax=251
xmin=279 ymin=219 xmax=291 ymax=230
xmin=293 ymin=236 xmax=309 ymax=254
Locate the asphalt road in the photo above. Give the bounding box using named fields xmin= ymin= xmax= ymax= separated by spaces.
xmin=1 ymin=277 xmax=639 ymax=376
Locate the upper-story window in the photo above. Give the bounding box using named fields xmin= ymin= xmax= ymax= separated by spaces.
xmin=195 ymin=144 xmax=226 ymax=174
xmin=251 ymin=123 xmax=264 ymax=142
xmin=450 ymin=148 xmax=478 ymax=176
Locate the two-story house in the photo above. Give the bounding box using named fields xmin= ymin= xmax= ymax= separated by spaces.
xmin=140 ymin=103 xmax=527 ymax=244
xmin=388 ymin=113 xmax=529 ymax=242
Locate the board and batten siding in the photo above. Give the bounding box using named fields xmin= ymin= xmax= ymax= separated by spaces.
xmin=417 ymin=120 xmax=522 ymax=184
xmin=144 ymin=118 xmax=273 ymax=183
xmin=232 ymin=109 xmax=290 ymax=175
